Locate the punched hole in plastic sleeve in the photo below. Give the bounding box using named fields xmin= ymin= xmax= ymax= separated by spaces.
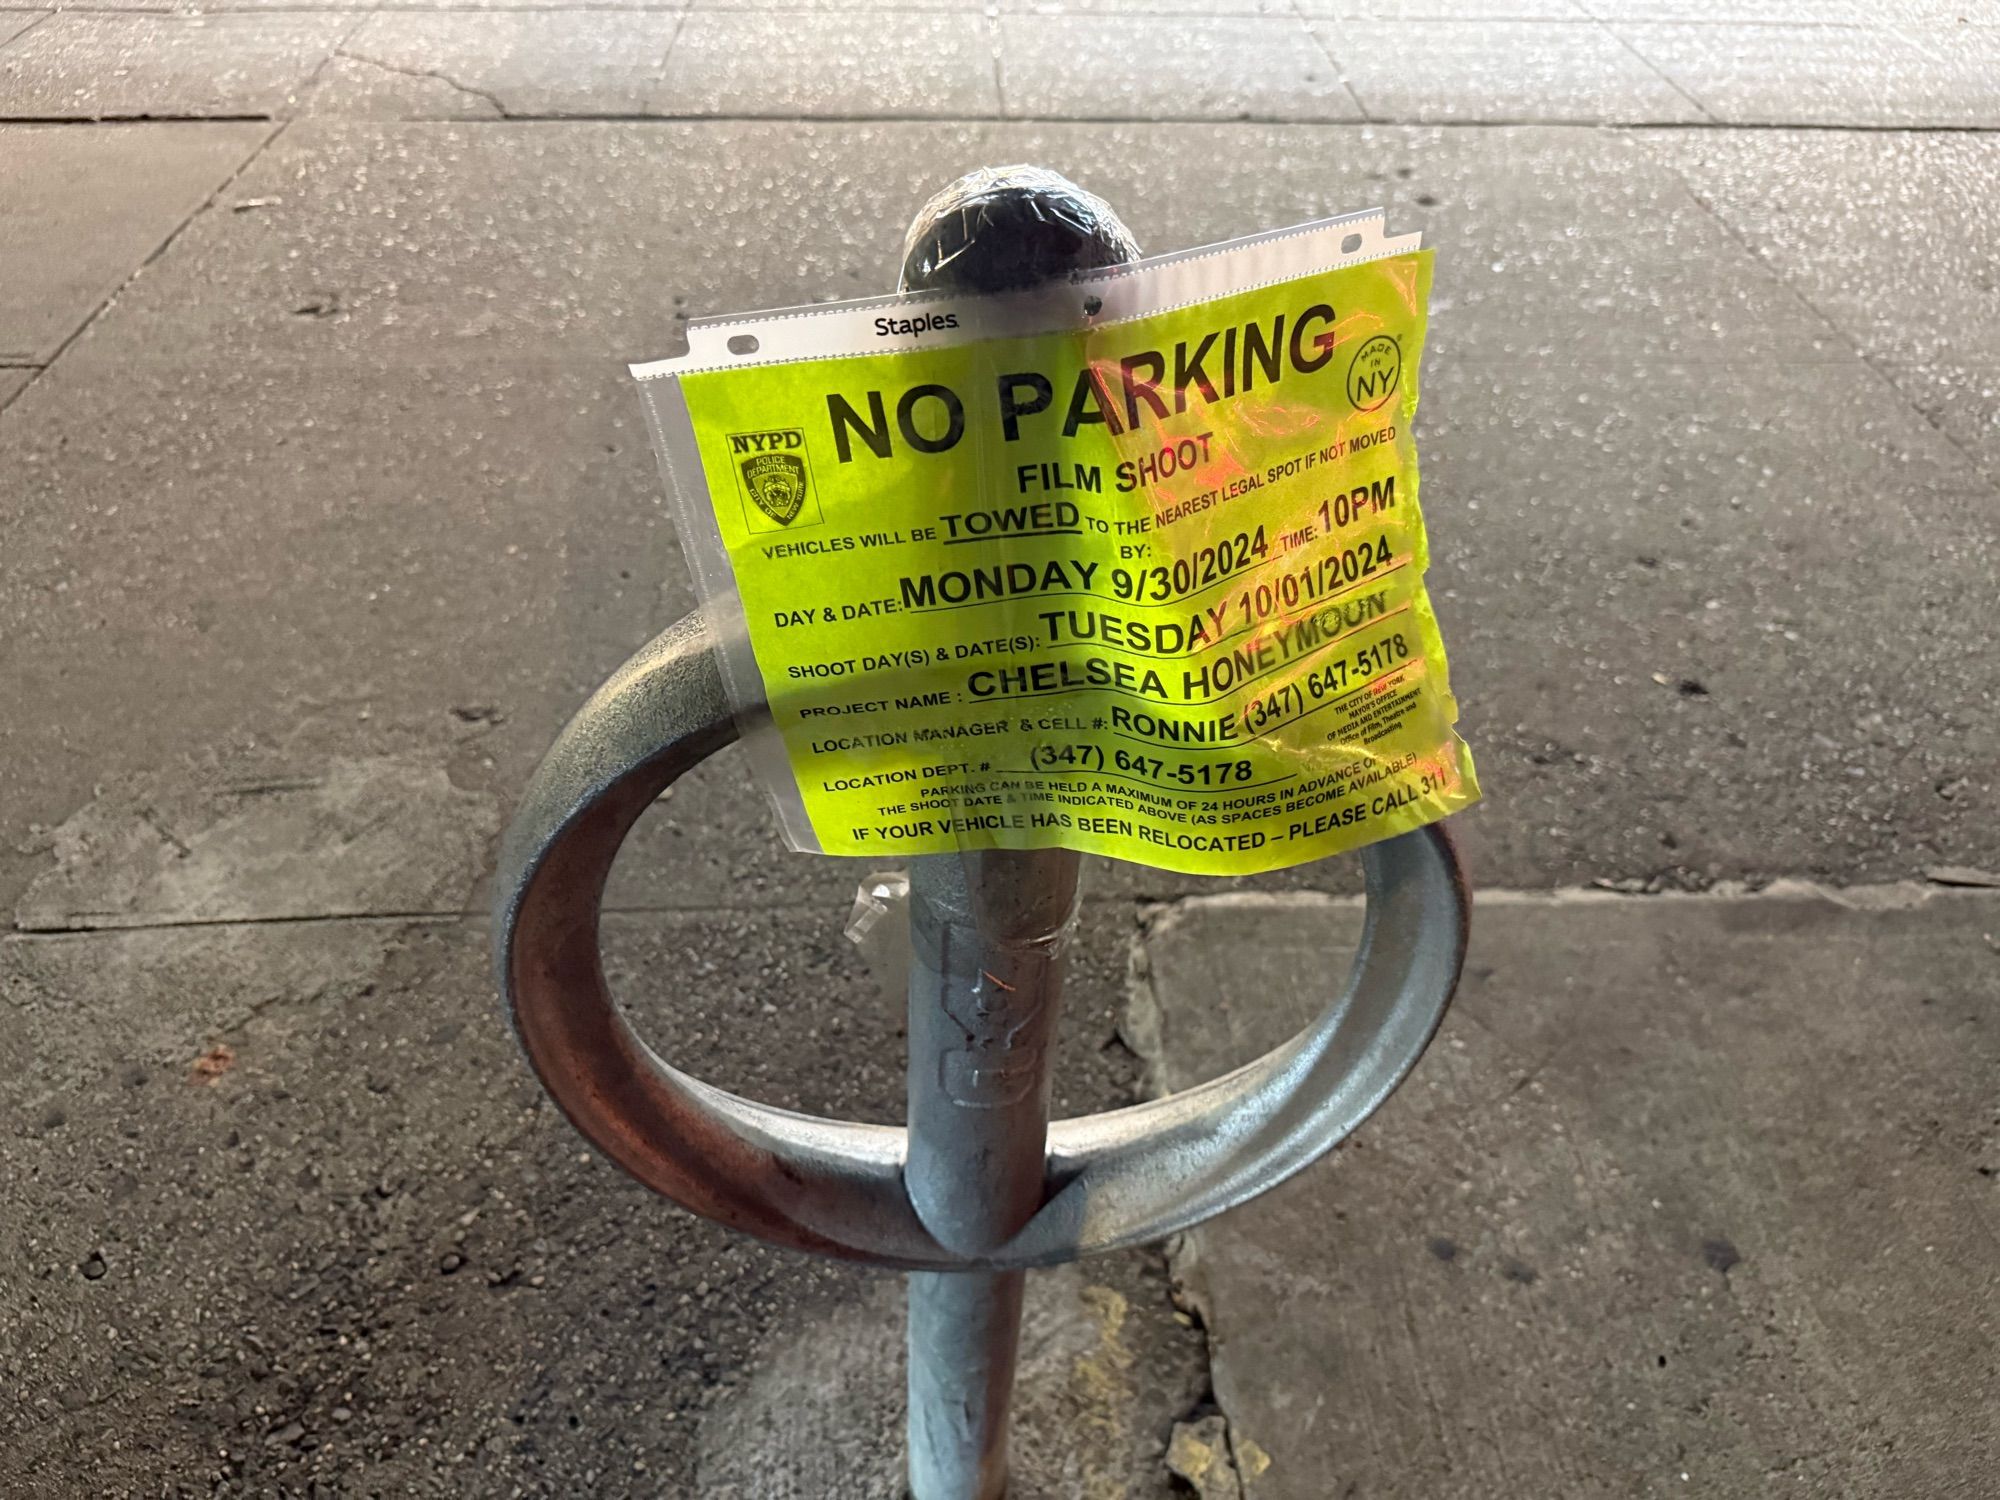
xmin=634 ymin=212 xmax=1480 ymax=877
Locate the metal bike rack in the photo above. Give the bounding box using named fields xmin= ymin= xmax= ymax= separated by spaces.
xmin=495 ymin=171 xmax=1471 ymax=1500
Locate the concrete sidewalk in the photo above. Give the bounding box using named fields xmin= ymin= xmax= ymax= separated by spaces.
xmin=2 ymin=4 xmax=1999 ymax=127
xmin=3 ymin=4 xmax=1998 ymax=1495
xmin=1140 ymin=885 xmax=2000 ymax=1497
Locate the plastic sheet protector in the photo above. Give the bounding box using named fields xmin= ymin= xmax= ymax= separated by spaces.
xmin=636 ymin=212 xmax=1479 ymax=875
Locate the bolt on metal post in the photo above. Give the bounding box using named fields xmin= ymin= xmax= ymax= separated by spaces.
xmin=897 ymin=172 xmax=1140 ymax=1500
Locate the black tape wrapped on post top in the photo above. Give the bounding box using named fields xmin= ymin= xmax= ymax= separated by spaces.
xmin=898 ymin=165 xmax=1142 ymax=296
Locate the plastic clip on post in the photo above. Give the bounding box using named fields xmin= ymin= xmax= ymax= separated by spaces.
xmin=494 ymin=169 xmax=1471 ymax=1500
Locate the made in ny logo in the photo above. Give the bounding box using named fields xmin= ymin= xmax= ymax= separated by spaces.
xmin=1346 ymin=334 xmax=1403 ymax=414
xmin=729 ymin=428 xmax=822 ymax=531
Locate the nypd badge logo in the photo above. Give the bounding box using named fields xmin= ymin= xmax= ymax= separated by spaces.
xmin=743 ymin=452 xmax=807 ymax=524
xmin=729 ymin=428 xmax=821 ymax=532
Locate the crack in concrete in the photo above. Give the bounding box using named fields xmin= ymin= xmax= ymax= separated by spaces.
xmin=136 ymin=806 xmax=192 ymax=861
xmin=1159 ymin=1237 xmax=1265 ymax=1500
xmin=334 ymin=48 xmax=512 ymax=119
xmin=1129 ymin=912 xmax=1265 ymax=1498
xmin=1121 ymin=906 xmax=1174 ymax=1101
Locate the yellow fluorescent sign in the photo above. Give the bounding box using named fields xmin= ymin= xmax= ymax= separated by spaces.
xmin=642 ymin=235 xmax=1478 ymax=874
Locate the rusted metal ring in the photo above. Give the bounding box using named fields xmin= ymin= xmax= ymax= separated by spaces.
xmin=495 ymin=612 xmax=1470 ymax=1271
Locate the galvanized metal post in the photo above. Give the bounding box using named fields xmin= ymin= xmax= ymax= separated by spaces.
xmin=894 ymin=171 xmax=1138 ymax=1500
xmin=904 ymin=850 xmax=1079 ymax=1499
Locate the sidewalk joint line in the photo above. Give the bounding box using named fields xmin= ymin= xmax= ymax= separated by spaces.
xmin=6 ymin=8 xmax=54 ymax=44
xmin=1143 ymin=877 xmax=2000 ymax=917
xmin=6 ymin=900 xmax=851 ymax=937
xmin=1655 ymin=148 xmax=2000 ymax=501
xmin=658 ymin=1 xmax=694 ymax=93
xmin=0 ymin=113 xmax=275 ymax=124
xmin=1592 ymin=12 xmax=1714 ymax=123
xmin=0 ymin=116 xmax=287 ymax=407
xmin=988 ymin=11 xmax=1007 ymax=121
xmin=1293 ymin=0 xmax=1372 ymax=124
xmin=7 ymin=112 xmax=2000 ymax=134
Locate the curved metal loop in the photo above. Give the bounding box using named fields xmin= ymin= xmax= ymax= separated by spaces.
xmin=496 ymin=614 xmax=1471 ymax=1271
